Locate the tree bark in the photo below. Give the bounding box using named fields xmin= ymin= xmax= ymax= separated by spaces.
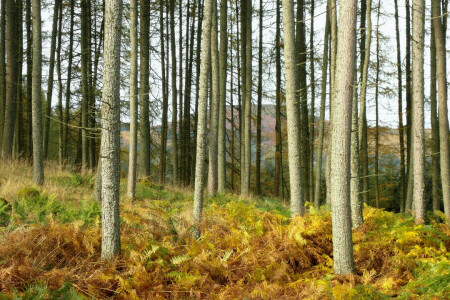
xmin=160 ymin=0 xmax=168 ymax=183
xmin=275 ymin=0 xmax=282 ymax=198
xmin=358 ymin=0 xmax=372 ymax=206
xmin=282 ymin=0 xmax=305 ymax=216
xmin=170 ymin=0 xmax=178 ymax=184
xmin=0 ymin=0 xmax=5 ymax=150
xmin=330 ymin=0 xmax=356 ymax=275
xmin=432 ymin=0 xmax=450 ymax=221
xmin=411 ymin=0 xmax=425 ymax=224
xmin=217 ymin=0 xmax=228 ymax=194
xmin=57 ymin=1 xmax=63 ymax=164
xmin=208 ymin=0 xmax=219 ymax=196
xmin=192 ymin=0 xmax=213 ymax=238
xmin=296 ymin=0 xmax=310 ymax=204
xmin=32 ymin=0 xmax=44 ymax=185
xmin=394 ymin=0 xmax=406 ymax=213
xmin=1 ymin=0 xmax=18 ymax=158
xmin=100 ymin=0 xmax=122 ymax=260
xmin=140 ymin=0 xmax=151 ymax=178
xmin=127 ymin=0 xmax=138 ymax=199
xmin=430 ymin=11 xmax=441 ymax=213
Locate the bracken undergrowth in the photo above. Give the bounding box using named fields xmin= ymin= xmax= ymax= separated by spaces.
xmin=0 ymin=168 xmax=448 ymax=299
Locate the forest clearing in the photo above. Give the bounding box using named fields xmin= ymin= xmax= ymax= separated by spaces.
xmin=0 ymin=161 xmax=448 ymax=299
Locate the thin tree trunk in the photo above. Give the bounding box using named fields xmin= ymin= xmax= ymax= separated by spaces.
xmin=170 ymin=0 xmax=178 ymax=184
xmin=32 ymin=0 xmax=44 ymax=185
xmin=282 ymin=0 xmax=304 ymax=216
xmin=255 ymin=0 xmax=263 ymax=195
xmin=241 ymin=0 xmax=252 ymax=196
xmin=432 ymin=0 xmax=450 ymax=221
xmin=140 ymin=0 xmax=150 ymax=177
xmin=63 ymin=0 xmax=75 ymax=159
xmin=183 ymin=0 xmax=196 ymax=185
xmin=57 ymin=1 xmax=63 ymax=164
xmin=127 ymin=0 xmax=138 ymax=199
xmin=326 ymin=0 xmax=337 ymax=207
xmin=81 ymin=0 xmax=90 ymax=171
xmin=394 ymin=0 xmax=406 ymax=213
xmin=25 ymin=0 xmax=32 ymax=158
xmin=191 ymin=0 xmax=204 ymax=186
xmin=178 ymin=0 xmax=183 ymax=183
xmin=309 ymin=0 xmax=316 ymax=203
xmin=405 ymin=0 xmax=413 ymax=210
xmin=330 ymin=0 xmax=356 ymax=275
xmin=1 ymin=0 xmax=18 ymax=158
xmin=374 ymin=0 xmax=381 ymax=209
xmin=160 ymin=0 xmax=168 ymax=183
xmin=314 ymin=4 xmax=330 ymax=208
xmin=275 ymin=0 xmax=282 ymax=198
xmin=430 ymin=11 xmax=441 ymax=213
xmin=0 ymin=0 xmax=5 ymax=150
xmin=411 ymin=0 xmax=425 ymax=224
xmin=193 ymin=0 xmax=213 ymax=238
xmin=100 ymin=0 xmax=123 ymax=260
xmin=208 ymin=0 xmax=219 ymax=196
xmin=296 ymin=0 xmax=310 ymax=204
xmin=217 ymin=0 xmax=228 ymax=194
xmin=43 ymin=0 xmax=60 ymax=159
xmin=358 ymin=0 xmax=372 ymax=206
xmin=15 ymin=1 xmax=23 ymax=158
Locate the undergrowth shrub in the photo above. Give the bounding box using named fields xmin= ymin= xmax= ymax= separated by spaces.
xmin=0 ymin=185 xmax=448 ymax=299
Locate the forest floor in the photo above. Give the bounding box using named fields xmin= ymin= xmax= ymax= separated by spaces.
xmin=0 ymin=161 xmax=449 ymax=299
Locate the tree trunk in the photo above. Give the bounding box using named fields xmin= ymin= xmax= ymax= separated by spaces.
xmin=57 ymin=1 xmax=63 ymax=164
xmin=170 ymin=0 xmax=178 ymax=185
xmin=140 ymin=0 xmax=150 ymax=178
xmin=282 ymin=0 xmax=304 ymax=216
xmin=43 ymin=0 xmax=60 ymax=159
xmin=192 ymin=0 xmax=213 ymax=238
xmin=255 ymin=0 xmax=263 ymax=196
xmin=32 ymin=0 xmax=44 ymax=185
xmin=405 ymin=0 xmax=413 ymax=210
xmin=394 ymin=0 xmax=406 ymax=213
xmin=80 ymin=0 xmax=90 ymax=171
xmin=314 ymin=4 xmax=330 ymax=208
xmin=411 ymin=0 xmax=425 ymax=224
xmin=374 ymin=0 xmax=381 ymax=208
xmin=1 ymin=0 xmax=18 ymax=158
xmin=275 ymin=0 xmax=282 ymax=198
xmin=208 ymin=0 xmax=219 ymax=196
xmin=100 ymin=0 xmax=123 ymax=260
xmin=0 ymin=0 xmax=5 ymax=150
xmin=15 ymin=0 xmax=23 ymax=158
xmin=358 ymin=0 xmax=372 ymax=206
xmin=296 ymin=0 xmax=310 ymax=204
xmin=330 ymin=0 xmax=356 ymax=275
xmin=430 ymin=11 xmax=441 ymax=213
xmin=160 ymin=0 xmax=168 ymax=183
xmin=127 ymin=0 xmax=138 ymax=199
xmin=309 ymin=0 xmax=316 ymax=203
xmin=432 ymin=0 xmax=450 ymax=221
xmin=217 ymin=0 xmax=228 ymax=194
xmin=325 ymin=0 xmax=337 ymax=207
xmin=63 ymin=0 xmax=75 ymax=159
xmin=241 ymin=0 xmax=252 ymax=196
